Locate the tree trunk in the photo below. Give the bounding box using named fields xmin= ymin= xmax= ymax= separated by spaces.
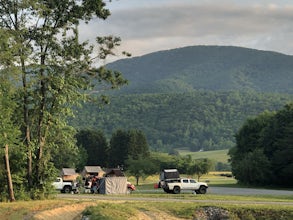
xmin=136 ymin=176 xmax=139 ymax=186
xmin=26 ymin=126 xmax=32 ymax=187
xmin=4 ymin=144 xmax=15 ymax=202
xmin=21 ymin=60 xmax=33 ymax=187
xmin=35 ymin=57 xmax=46 ymax=184
xmin=36 ymin=137 xmax=45 ymax=183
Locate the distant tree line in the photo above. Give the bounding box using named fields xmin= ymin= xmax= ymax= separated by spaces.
xmin=229 ymin=103 xmax=293 ymax=187
xmin=75 ymin=129 xmax=150 ymax=169
xmin=75 ymin=128 xmax=214 ymax=185
xmin=71 ymin=90 xmax=292 ymax=152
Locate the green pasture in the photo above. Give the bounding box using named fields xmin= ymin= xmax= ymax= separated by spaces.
xmin=177 ymin=148 xmax=230 ymax=163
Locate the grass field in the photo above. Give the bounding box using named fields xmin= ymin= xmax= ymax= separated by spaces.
xmin=177 ymin=148 xmax=230 ymax=163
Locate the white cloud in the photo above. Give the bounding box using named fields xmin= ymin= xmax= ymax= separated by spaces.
xmin=79 ymin=1 xmax=293 ymax=60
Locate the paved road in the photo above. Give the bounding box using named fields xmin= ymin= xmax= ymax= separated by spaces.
xmin=134 ymin=187 xmax=293 ymax=196
xmin=209 ymin=187 xmax=293 ymax=196
xmin=57 ymin=187 xmax=293 ymax=206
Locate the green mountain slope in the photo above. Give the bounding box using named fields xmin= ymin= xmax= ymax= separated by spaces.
xmin=107 ymin=46 xmax=293 ymax=94
xmin=73 ymin=91 xmax=292 ymax=152
xmin=71 ymin=46 xmax=293 ymax=152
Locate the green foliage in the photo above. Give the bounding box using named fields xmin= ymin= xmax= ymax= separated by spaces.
xmin=72 ymin=90 xmax=292 ymax=152
xmin=126 ymin=156 xmax=159 ymax=185
xmin=231 ymin=148 xmax=272 ymax=185
xmin=189 ymin=158 xmax=214 ymax=181
xmin=108 ymin=129 xmax=130 ymax=167
xmin=262 ymin=103 xmax=293 ymax=186
xmin=76 ymin=129 xmax=109 ymax=167
xmin=107 ymin=45 xmax=293 ymax=94
xmin=109 ymin=129 xmax=150 ymax=167
xmin=229 ymin=103 xmax=293 ymax=187
xmin=0 ymin=0 xmax=128 ymax=199
xmin=0 ymin=70 xmax=22 ymax=201
xmin=73 ymin=45 xmax=293 ymax=154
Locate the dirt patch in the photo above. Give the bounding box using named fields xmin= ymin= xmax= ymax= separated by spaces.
xmin=33 ymin=202 xmax=186 ymax=220
xmin=130 ymin=210 xmax=186 ymax=220
xmin=33 ymin=202 xmax=95 ymax=220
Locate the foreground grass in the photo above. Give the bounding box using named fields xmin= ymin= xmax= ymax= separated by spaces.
xmin=82 ymin=200 xmax=293 ymax=220
xmin=0 ymin=172 xmax=291 ymax=219
xmin=0 ymin=193 xmax=292 ymax=220
xmin=0 ymin=199 xmax=76 ymax=220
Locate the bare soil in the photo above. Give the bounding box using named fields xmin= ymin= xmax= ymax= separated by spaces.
xmin=33 ymin=202 xmax=95 ymax=220
xmin=33 ymin=202 xmax=185 ymax=220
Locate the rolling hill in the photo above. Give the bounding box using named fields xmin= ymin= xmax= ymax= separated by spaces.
xmin=72 ymin=46 xmax=293 ymax=153
xmin=107 ymin=46 xmax=293 ymax=94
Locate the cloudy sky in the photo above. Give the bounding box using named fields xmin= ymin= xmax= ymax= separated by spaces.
xmin=80 ymin=0 xmax=293 ymax=61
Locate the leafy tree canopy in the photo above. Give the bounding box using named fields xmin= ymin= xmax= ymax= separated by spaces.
xmin=0 ymin=0 xmax=127 ymax=199
xmin=229 ymin=103 xmax=293 ymax=187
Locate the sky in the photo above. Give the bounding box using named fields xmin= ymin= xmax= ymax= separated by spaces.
xmin=80 ymin=0 xmax=293 ymax=62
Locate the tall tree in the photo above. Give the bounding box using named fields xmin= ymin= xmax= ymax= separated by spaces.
xmin=109 ymin=129 xmax=150 ymax=167
xmin=229 ymin=104 xmax=293 ymax=186
xmin=108 ymin=129 xmax=129 ymax=167
xmin=0 ymin=70 xmax=20 ymax=202
xmin=262 ymin=103 xmax=293 ymax=186
xmin=76 ymin=129 xmax=109 ymax=167
xmin=0 ymin=0 xmax=128 ymax=197
xmin=128 ymin=129 xmax=150 ymax=159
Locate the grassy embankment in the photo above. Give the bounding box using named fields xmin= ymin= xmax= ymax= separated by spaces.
xmin=0 ymin=194 xmax=292 ymax=220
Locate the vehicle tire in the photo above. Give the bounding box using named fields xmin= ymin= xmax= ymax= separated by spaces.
xmin=173 ymin=186 xmax=181 ymax=194
xmin=198 ymin=186 xmax=207 ymax=194
xmin=163 ymin=188 xmax=172 ymax=193
xmin=63 ymin=186 xmax=72 ymax=193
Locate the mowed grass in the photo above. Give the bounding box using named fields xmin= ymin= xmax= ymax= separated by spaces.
xmin=178 ymin=148 xmax=230 ymax=163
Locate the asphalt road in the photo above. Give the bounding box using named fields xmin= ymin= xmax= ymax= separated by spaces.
xmin=133 ymin=187 xmax=293 ymax=196
xmin=57 ymin=187 xmax=293 ymax=206
xmin=209 ymin=186 xmax=293 ymax=196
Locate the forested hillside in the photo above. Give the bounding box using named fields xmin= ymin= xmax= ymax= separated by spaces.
xmin=71 ymin=46 xmax=293 ymax=152
xmin=106 ymin=46 xmax=293 ymax=94
xmin=72 ymin=91 xmax=292 ymax=152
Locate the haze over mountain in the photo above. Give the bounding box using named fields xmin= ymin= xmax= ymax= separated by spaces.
xmin=107 ymin=46 xmax=293 ymax=94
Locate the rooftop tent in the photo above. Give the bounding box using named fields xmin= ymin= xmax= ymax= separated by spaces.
xmin=81 ymin=166 xmax=105 ymax=178
xmin=105 ymin=168 xmax=125 ymax=177
xmin=61 ymin=168 xmax=79 ymax=181
xmin=160 ymin=169 xmax=180 ymax=180
xmin=99 ymin=177 xmax=128 ymax=194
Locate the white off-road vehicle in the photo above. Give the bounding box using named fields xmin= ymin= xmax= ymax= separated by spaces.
xmin=162 ymin=178 xmax=208 ymax=194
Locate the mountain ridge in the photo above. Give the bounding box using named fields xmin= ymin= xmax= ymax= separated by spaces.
xmin=107 ymin=45 xmax=293 ymax=94
xmin=72 ymin=46 xmax=293 ymax=152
